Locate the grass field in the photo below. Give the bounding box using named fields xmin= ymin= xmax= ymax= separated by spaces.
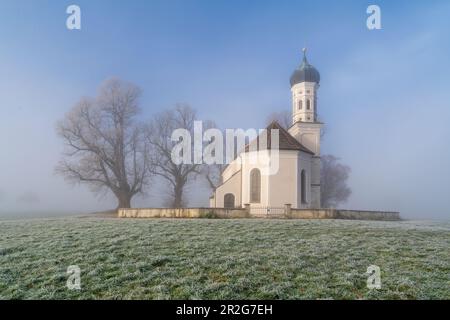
xmin=0 ymin=217 xmax=449 ymax=299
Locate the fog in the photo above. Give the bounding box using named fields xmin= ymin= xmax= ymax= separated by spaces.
xmin=0 ymin=1 xmax=449 ymax=220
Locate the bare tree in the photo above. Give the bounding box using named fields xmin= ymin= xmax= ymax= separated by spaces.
xmin=321 ymin=155 xmax=351 ymax=208
xmin=266 ymin=110 xmax=291 ymax=129
xmin=204 ymin=163 xmax=225 ymax=190
xmin=146 ymin=104 xmax=211 ymax=208
xmin=56 ymin=78 xmax=151 ymax=209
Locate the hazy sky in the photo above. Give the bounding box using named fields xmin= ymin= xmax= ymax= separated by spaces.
xmin=0 ymin=0 xmax=449 ymax=219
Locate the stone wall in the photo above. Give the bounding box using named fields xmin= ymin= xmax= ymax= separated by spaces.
xmin=288 ymin=208 xmax=400 ymax=220
xmin=118 ymin=207 xmax=400 ymax=221
xmin=118 ymin=207 xmax=250 ymax=219
xmin=289 ymin=208 xmax=336 ymax=219
xmin=335 ymin=210 xmax=400 ymax=221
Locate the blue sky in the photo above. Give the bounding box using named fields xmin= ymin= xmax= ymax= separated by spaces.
xmin=0 ymin=0 xmax=450 ymax=219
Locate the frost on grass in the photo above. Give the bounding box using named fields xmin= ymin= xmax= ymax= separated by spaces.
xmin=0 ymin=218 xmax=448 ymax=299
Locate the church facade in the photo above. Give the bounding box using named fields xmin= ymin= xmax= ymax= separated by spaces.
xmin=210 ymin=50 xmax=322 ymax=209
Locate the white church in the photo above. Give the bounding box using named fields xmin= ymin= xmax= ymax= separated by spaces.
xmin=210 ymin=49 xmax=323 ymax=210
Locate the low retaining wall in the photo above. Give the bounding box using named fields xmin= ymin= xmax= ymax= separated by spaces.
xmin=289 ymin=209 xmax=400 ymax=220
xmin=335 ymin=210 xmax=400 ymax=221
xmin=118 ymin=207 xmax=400 ymax=221
xmin=289 ymin=209 xmax=336 ymax=219
xmin=118 ymin=207 xmax=249 ymax=219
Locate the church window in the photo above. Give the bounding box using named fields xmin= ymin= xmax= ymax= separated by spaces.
xmin=301 ymin=170 xmax=307 ymax=204
xmin=224 ymin=193 xmax=235 ymax=208
xmin=298 ymin=100 xmax=303 ymax=110
xmin=306 ymin=99 xmax=311 ymax=110
xmin=250 ymin=168 xmax=261 ymax=203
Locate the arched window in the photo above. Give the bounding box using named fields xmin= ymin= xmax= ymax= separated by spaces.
xmin=250 ymin=168 xmax=261 ymax=203
xmin=301 ymin=170 xmax=307 ymax=204
xmin=224 ymin=193 xmax=235 ymax=208
xmin=298 ymin=100 xmax=303 ymax=110
xmin=306 ymin=99 xmax=311 ymax=110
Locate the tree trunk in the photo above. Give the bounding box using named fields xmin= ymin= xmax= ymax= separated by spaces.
xmin=116 ymin=192 xmax=132 ymax=209
xmin=173 ymin=183 xmax=184 ymax=208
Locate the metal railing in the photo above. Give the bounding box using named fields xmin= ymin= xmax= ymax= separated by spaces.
xmin=250 ymin=206 xmax=286 ymax=217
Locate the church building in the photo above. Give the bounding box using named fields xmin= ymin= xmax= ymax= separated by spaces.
xmin=210 ymin=49 xmax=322 ymax=209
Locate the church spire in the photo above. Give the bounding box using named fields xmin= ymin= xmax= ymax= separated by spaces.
xmin=302 ymin=48 xmax=308 ymax=65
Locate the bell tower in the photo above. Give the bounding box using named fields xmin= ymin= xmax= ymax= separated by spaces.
xmin=291 ymin=49 xmax=320 ymax=124
xmin=288 ymin=48 xmax=322 ymax=208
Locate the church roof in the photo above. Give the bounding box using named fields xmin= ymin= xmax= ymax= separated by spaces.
xmin=244 ymin=121 xmax=314 ymax=154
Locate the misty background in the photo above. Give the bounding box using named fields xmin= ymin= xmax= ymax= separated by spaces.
xmin=0 ymin=0 xmax=449 ymax=219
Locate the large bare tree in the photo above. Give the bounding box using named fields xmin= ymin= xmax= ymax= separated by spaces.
xmin=146 ymin=104 xmax=211 ymax=208
xmin=204 ymin=163 xmax=225 ymax=191
xmin=321 ymin=155 xmax=352 ymax=208
xmin=56 ymin=78 xmax=151 ymax=209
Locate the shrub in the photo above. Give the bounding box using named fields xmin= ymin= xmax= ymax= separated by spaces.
xmin=200 ymin=210 xmax=219 ymax=219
